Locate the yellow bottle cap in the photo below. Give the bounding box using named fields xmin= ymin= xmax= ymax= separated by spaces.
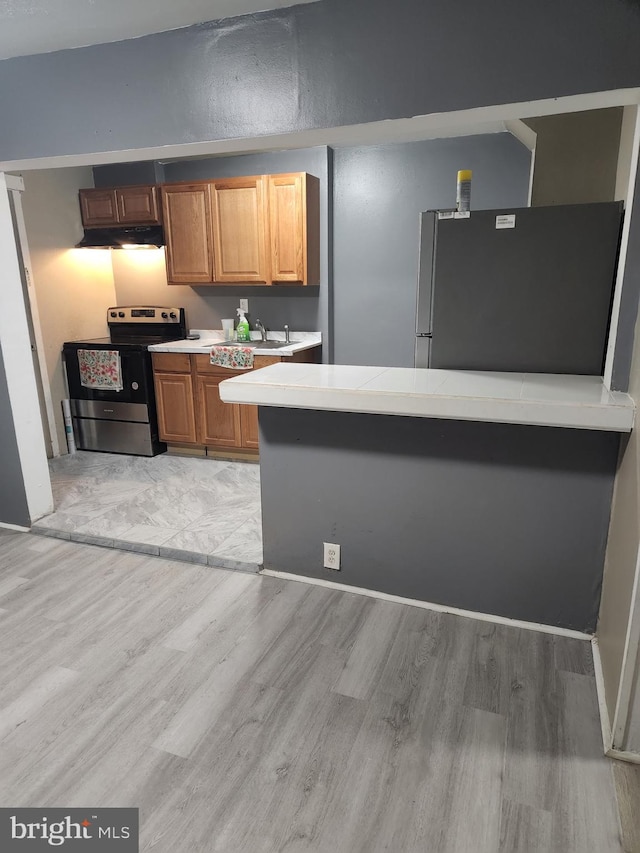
xmin=457 ymin=170 xmax=472 ymax=181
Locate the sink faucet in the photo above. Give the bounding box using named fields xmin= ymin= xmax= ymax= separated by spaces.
xmin=255 ymin=319 xmax=267 ymax=342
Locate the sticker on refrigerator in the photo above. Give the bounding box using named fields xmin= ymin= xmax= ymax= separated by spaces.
xmin=496 ymin=214 xmax=516 ymax=229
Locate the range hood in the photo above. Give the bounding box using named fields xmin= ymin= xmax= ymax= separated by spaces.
xmin=75 ymin=225 xmax=165 ymax=249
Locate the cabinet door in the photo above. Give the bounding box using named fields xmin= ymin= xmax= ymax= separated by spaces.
xmin=239 ymin=405 xmax=260 ymax=449
xmin=211 ymin=176 xmax=268 ymax=283
xmin=196 ymin=375 xmax=242 ymax=447
xmin=162 ymin=184 xmax=214 ymax=283
xmin=154 ymin=372 xmax=197 ymax=443
xmin=116 ymin=186 xmax=161 ymax=224
xmin=79 ymin=189 xmax=118 ymax=227
xmin=237 ymin=356 xmax=281 ymax=449
xmin=268 ymin=173 xmax=320 ymax=285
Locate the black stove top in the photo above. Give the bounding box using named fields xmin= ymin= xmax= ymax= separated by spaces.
xmin=64 ymin=335 xmax=183 ymax=349
xmin=63 ymin=306 xmax=187 ymax=352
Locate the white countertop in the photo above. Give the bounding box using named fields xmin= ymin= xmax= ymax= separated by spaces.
xmin=218 ymin=363 xmax=635 ymax=432
xmin=148 ymin=330 xmax=321 ymax=356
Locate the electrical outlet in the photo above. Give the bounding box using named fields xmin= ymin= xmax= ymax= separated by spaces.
xmin=323 ymin=542 xmax=341 ymax=570
xmin=239 ymin=299 xmax=249 ymax=313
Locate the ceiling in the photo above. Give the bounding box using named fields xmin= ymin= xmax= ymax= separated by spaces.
xmin=0 ymin=0 xmax=319 ymax=61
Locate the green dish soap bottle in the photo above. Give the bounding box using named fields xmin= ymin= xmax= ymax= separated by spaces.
xmin=236 ymin=308 xmax=251 ymax=343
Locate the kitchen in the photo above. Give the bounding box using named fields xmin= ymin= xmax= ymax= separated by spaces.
xmin=3 ymin=4 xmax=640 ymax=844
xmin=10 ymin=107 xmax=633 ymax=579
xmin=18 ymin=123 xmax=543 ymax=567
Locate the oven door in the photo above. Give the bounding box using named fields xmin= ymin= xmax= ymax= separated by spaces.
xmin=63 ymin=344 xmax=153 ymax=405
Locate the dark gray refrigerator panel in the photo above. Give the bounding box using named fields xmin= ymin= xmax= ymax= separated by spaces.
xmin=416 ymin=211 xmax=437 ymax=335
xmin=426 ymin=202 xmax=623 ymax=374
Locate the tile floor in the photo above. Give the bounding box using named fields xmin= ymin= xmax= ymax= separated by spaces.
xmin=32 ymin=451 xmax=263 ymax=571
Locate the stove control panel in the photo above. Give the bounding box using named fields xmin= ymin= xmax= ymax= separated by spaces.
xmin=107 ymin=307 xmax=184 ymax=324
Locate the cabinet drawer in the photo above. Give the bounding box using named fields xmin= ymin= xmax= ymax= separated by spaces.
xmin=194 ymin=354 xmax=255 ymax=376
xmin=152 ymin=352 xmax=191 ymax=373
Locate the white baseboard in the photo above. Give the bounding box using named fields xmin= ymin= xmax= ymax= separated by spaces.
xmin=592 ymin=637 xmax=614 ymax=753
xmin=592 ymin=635 xmax=640 ymax=764
xmin=606 ymin=746 xmax=640 ymax=765
xmin=260 ymin=569 xmax=592 ymax=641
xmin=0 ymin=521 xmax=29 ymax=532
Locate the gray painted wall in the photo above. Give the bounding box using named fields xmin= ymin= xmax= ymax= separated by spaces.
xmin=93 ymin=160 xmax=164 ymax=187
xmin=107 ymin=147 xmax=331 ymax=354
xmin=259 ymin=407 xmax=619 ymax=632
xmin=0 ymin=347 xmax=29 ymax=527
xmin=333 ymin=134 xmax=531 ymax=367
xmin=2 ymin=0 xmax=640 ymax=162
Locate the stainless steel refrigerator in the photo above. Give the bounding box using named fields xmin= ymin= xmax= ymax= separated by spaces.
xmin=415 ymin=202 xmax=623 ymax=374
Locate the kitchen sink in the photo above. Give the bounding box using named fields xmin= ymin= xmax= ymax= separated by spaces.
xmin=200 ymin=340 xmax=292 ymax=349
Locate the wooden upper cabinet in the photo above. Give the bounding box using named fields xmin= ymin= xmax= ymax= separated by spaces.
xmin=79 ymin=189 xmax=118 ymax=227
xmin=116 ymin=185 xmax=161 ymax=225
xmin=80 ymin=185 xmax=161 ymax=227
xmin=268 ymin=173 xmax=320 ymax=285
xmin=210 ymin=176 xmax=268 ymax=283
xmin=162 ymin=184 xmax=214 ymax=284
xmin=157 ymin=171 xmax=320 ymax=286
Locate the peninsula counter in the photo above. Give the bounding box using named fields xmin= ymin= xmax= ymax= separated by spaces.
xmin=220 ymin=365 xmax=634 ymax=632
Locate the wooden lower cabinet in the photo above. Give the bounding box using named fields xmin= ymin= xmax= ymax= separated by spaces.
xmin=239 ymin=405 xmax=259 ymax=450
xmin=154 ymin=372 xmax=197 ymax=443
xmin=196 ymin=374 xmax=243 ymax=448
xmin=153 ymin=348 xmax=319 ymax=454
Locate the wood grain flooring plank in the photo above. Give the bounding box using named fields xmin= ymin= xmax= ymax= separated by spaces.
xmin=152 ymin=580 xmax=313 ymax=758
xmin=463 ymin=621 xmax=515 ymax=715
xmin=161 ymin=570 xmax=256 ymax=652
xmin=143 ymin=648 xmax=346 ymax=853
xmin=498 ymin=798 xmax=553 ymax=852
xmin=266 ymin=693 xmax=367 ymax=853
xmin=0 ymin=665 xmax=80 ymax=741
xmin=0 ymin=644 xmax=186 ymax=804
xmin=0 ymin=533 xmax=625 ymax=853
xmin=426 ymin=706 xmax=507 ymax=853
xmin=551 ymin=671 xmax=623 ymax=852
xmin=348 ymin=612 xmax=482 ymax=853
xmin=500 ymin=629 xmax=562 ymax=813
xmin=333 ymin=598 xmax=406 ymax=700
xmin=0 ymin=575 xmax=29 ymax=600
xmin=210 ymin=688 xmax=366 ymax=853
xmin=613 ymin=761 xmax=640 ymax=853
xmin=554 ymin=635 xmax=595 ymax=675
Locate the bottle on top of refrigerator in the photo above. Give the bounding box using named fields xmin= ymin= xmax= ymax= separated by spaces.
xmin=456 ymin=170 xmax=472 ymax=212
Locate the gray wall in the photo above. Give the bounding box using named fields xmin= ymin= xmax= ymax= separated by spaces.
xmin=0 ymin=347 xmax=29 ymax=527
xmin=333 ymin=134 xmax=531 ymax=367
xmin=101 ymin=147 xmax=331 ymax=354
xmin=2 ymin=0 xmax=640 ymax=162
xmin=93 ymin=160 xmax=164 ymax=187
xmin=259 ymin=408 xmax=619 ymax=632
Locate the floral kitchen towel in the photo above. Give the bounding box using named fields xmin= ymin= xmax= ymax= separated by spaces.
xmin=78 ymin=349 xmax=124 ymax=391
xmin=210 ymin=345 xmax=254 ymax=369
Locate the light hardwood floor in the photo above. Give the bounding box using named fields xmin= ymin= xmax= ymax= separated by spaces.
xmin=0 ymin=528 xmax=625 ymax=852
